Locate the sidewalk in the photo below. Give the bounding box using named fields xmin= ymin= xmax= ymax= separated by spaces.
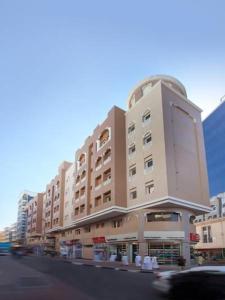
xmin=66 ymin=257 xmax=181 ymax=273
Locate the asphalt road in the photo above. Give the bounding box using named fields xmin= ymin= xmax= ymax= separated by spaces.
xmin=0 ymin=256 xmax=164 ymax=300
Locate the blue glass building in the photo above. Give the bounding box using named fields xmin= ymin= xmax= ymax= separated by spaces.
xmin=203 ymin=101 xmax=225 ymax=196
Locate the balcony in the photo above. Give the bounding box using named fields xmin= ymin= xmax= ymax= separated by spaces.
xmin=103 ymin=156 xmax=111 ymax=165
xmin=95 ymin=184 xmax=102 ymax=191
xmin=95 ymin=164 xmax=102 ymax=171
xmin=103 ymin=177 xmax=111 ymax=186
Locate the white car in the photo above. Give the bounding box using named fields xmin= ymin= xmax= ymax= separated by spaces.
xmin=152 ymin=266 xmax=225 ymax=294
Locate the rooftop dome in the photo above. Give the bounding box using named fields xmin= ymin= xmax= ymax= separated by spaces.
xmin=127 ymin=75 xmax=187 ymax=109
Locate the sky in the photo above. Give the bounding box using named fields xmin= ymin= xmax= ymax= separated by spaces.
xmin=0 ymin=0 xmax=225 ymax=230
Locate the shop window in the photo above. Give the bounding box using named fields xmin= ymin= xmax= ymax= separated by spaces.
xmin=128 ymin=144 xmax=136 ymax=155
xmin=143 ymin=132 xmax=152 ymax=145
xmin=142 ymin=110 xmax=151 ymax=123
xmin=145 ymin=181 xmax=154 ymax=194
xmin=130 ymin=188 xmax=137 ymax=200
xmin=129 ymin=165 xmax=136 ymax=177
xmin=103 ymin=191 xmax=111 ymax=203
xmin=128 ymin=123 xmax=135 ymax=134
xmin=144 ymin=155 xmax=153 ymax=170
xmin=147 ymin=212 xmax=180 ymax=222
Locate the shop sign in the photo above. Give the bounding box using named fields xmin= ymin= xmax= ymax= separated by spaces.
xmin=144 ymin=231 xmax=185 ymax=240
xmin=106 ymin=233 xmax=138 ymax=242
xmin=93 ymin=236 xmax=106 ymax=243
xmin=190 ymin=233 xmax=200 ymax=242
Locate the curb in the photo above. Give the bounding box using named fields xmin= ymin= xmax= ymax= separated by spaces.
xmin=71 ymin=261 xmax=155 ymax=273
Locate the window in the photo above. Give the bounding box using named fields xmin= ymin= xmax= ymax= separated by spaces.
xmin=103 ymin=191 xmax=111 ymax=203
xmin=95 ymin=157 xmax=102 ymax=168
xmin=143 ymin=132 xmax=152 ymax=145
xmin=80 ymin=204 xmax=85 ymax=213
xmin=202 ymin=226 xmax=212 ymax=243
xmin=75 ymin=229 xmax=81 ymax=235
xmin=103 ymin=149 xmax=111 ymax=162
xmin=84 ymin=226 xmax=91 ymax=233
xmin=81 ymin=170 xmax=86 ymax=180
xmin=128 ymin=144 xmax=136 ymax=155
xmin=128 ymin=123 xmax=135 ymax=134
xmin=189 ymin=215 xmax=196 ymax=224
xmin=142 ymin=110 xmax=151 ymax=123
xmin=76 ymin=175 xmax=80 ymax=183
xmin=99 ymin=129 xmax=110 ymax=147
xmin=95 ymin=175 xmax=102 ymax=187
xmin=75 ymin=207 xmax=79 ymax=216
xmin=130 ymin=188 xmax=137 ymax=200
xmin=95 ymin=196 xmax=101 ymax=207
xmin=129 ymin=165 xmax=136 ymax=177
xmin=145 ymin=181 xmax=154 ymax=194
xmin=144 ymin=156 xmax=153 ymax=170
xmin=103 ymin=169 xmax=111 ymax=182
xmin=80 ymin=187 xmax=85 ymax=196
xmin=75 ymin=191 xmax=79 ymax=199
xmin=147 ymin=212 xmax=180 ymax=222
xmin=112 ymin=219 xmax=122 ymax=228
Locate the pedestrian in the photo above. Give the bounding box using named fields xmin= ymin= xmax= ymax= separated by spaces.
xmin=197 ymin=254 xmax=204 ymax=266
xmin=177 ymin=256 xmax=186 ymax=270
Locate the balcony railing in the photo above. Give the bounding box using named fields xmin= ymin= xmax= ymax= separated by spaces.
xmin=103 ymin=156 xmax=111 ymax=165
xmin=103 ymin=177 xmax=111 ymax=186
xmin=95 ymin=164 xmax=102 ymax=171
xmin=95 ymin=184 xmax=102 ymax=191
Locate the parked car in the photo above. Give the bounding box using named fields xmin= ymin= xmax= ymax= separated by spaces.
xmin=153 ymin=266 xmax=225 ymax=299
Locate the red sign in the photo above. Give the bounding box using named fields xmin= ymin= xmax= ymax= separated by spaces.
xmin=190 ymin=233 xmax=200 ymax=242
xmin=93 ymin=236 xmax=106 ymax=244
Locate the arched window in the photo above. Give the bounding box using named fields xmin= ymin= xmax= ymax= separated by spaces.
xmin=96 ymin=128 xmax=111 ymax=151
xmin=103 ymin=148 xmax=111 ymax=162
xmin=99 ymin=129 xmax=109 ymax=147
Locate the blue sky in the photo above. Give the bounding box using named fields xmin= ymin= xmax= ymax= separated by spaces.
xmin=0 ymin=0 xmax=225 ymax=230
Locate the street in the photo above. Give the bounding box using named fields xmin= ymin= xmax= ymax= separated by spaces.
xmin=0 ymin=256 xmax=163 ymax=300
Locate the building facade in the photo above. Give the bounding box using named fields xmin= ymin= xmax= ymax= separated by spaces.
xmin=26 ymin=193 xmax=44 ymax=251
xmin=195 ymin=193 xmax=225 ymax=258
xmin=17 ymin=191 xmax=36 ymax=243
xmin=203 ymin=101 xmax=225 ymax=196
xmin=43 ymin=161 xmax=72 ymax=250
xmin=54 ymin=75 xmax=210 ymax=265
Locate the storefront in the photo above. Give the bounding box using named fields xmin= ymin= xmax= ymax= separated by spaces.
xmin=106 ymin=233 xmax=138 ymax=263
xmin=92 ymin=236 xmax=108 ymax=261
xmin=144 ymin=231 xmax=184 ymax=265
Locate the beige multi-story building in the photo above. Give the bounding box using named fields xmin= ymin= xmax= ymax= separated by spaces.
xmin=43 ymin=161 xmax=72 ymax=250
xmin=26 ymin=193 xmax=44 ymax=250
xmin=55 ymin=75 xmax=210 ymax=265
